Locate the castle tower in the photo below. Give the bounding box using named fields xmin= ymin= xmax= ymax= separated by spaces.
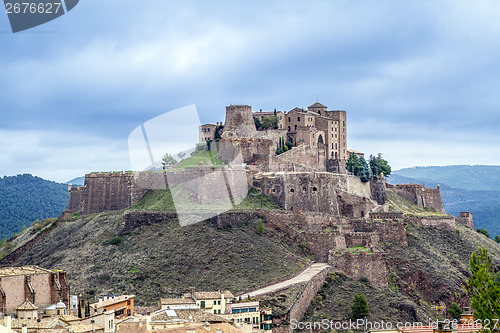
xmin=221 ymin=105 xmax=257 ymax=139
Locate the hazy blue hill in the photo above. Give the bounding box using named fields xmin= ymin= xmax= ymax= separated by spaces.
xmin=389 ymin=166 xmax=500 ymax=238
xmin=393 ymin=165 xmax=500 ymax=191
xmin=0 ymin=174 xmax=69 ymax=240
xmin=65 ymin=176 xmax=85 ymax=186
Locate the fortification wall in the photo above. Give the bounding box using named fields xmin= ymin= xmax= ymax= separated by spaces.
xmin=456 ymin=212 xmax=474 ymax=229
xmin=350 ymin=219 xmax=408 ymax=245
xmin=269 ymin=144 xmax=326 ymax=173
xmin=222 ymin=105 xmax=258 ymax=139
xmin=328 ymin=251 xmax=388 ymax=289
xmin=77 ymin=172 xmax=148 ymax=215
xmin=405 ymin=216 xmax=456 ymax=231
xmin=389 ymin=184 xmax=446 ymax=214
xmin=252 ymin=172 xmax=376 ymax=217
xmin=370 ymin=178 xmax=388 ymax=205
xmin=345 ymin=232 xmax=379 ymax=248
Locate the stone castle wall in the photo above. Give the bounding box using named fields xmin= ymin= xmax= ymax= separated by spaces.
xmin=328 ymin=251 xmax=388 ymax=289
xmin=387 ymin=183 xmax=446 ymax=214
xmin=222 ymin=105 xmax=257 ymax=139
xmin=252 ymin=172 xmax=378 ymax=217
xmin=405 ymin=216 xmax=456 ymax=231
xmin=456 ymin=212 xmax=474 ymax=229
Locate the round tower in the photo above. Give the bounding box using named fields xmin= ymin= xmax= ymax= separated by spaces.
xmin=222 ymin=105 xmax=257 ymax=138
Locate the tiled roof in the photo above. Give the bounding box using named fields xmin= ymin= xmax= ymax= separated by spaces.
xmin=309 ymin=102 xmax=327 ymax=108
xmin=16 ymin=299 xmax=38 ymax=310
xmin=399 ymin=324 xmax=482 ymax=333
xmin=90 ymin=295 xmax=135 ymax=308
xmin=69 ymin=323 xmax=104 ymax=333
xmin=193 ymin=291 xmax=234 ymax=300
xmin=11 ymin=317 xmax=67 ymax=329
xmin=158 ymin=323 xmax=242 ymax=333
xmin=151 ymin=309 xmax=227 ymax=323
xmin=160 ymin=298 xmax=196 ymax=305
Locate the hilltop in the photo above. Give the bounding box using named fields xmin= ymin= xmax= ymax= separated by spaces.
xmin=390 ymin=166 xmax=500 ymax=237
xmin=0 ymin=174 xmax=69 ymax=240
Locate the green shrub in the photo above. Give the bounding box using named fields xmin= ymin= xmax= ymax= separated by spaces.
xmin=109 ymin=237 xmax=123 ymax=245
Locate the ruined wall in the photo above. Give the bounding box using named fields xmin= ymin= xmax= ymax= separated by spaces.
xmin=389 ymin=184 xmax=446 ymax=214
xmin=350 ymin=219 xmax=408 ymax=245
xmin=328 ymin=251 xmax=388 ymax=289
xmin=252 ymin=172 xmax=376 ymax=217
xmin=405 ymin=216 xmax=456 ymax=231
xmin=370 ymin=178 xmax=388 ymax=205
xmin=456 ymin=212 xmax=474 ymax=229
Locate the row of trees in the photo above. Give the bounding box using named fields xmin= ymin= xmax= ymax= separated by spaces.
xmin=346 ymin=153 xmax=391 ymax=182
xmin=276 ymin=137 xmax=293 ymax=155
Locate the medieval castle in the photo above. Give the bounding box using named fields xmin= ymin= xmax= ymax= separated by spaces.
xmin=67 ymin=102 xmax=474 ymax=291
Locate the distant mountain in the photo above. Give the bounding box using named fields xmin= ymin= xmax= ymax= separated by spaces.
xmin=389 ymin=166 xmax=500 ymax=237
xmin=65 ymin=176 xmax=85 ymax=187
xmin=0 ymin=174 xmax=69 ymax=240
xmin=393 ymin=165 xmax=500 ymax=191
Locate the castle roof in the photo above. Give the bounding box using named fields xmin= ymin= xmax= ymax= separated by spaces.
xmin=308 ymin=102 xmax=327 ymax=109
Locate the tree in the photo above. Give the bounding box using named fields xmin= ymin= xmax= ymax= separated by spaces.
xmin=214 ymin=125 xmax=223 ymax=141
xmin=85 ymin=302 xmax=90 ymax=317
xmin=254 ymin=117 xmax=262 ymax=130
xmin=369 ymin=153 xmax=392 ymax=177
xmin=256 ymin=219 xmax=265 ymax=235
xmin=448 ymin=302 xmax=462 ymax=320
xmin=477 ymin=228 xmax=490 ymax=238
xmin=161 ymin=153 xmax=177 ymax=167
xmin=494 ymin=235 xmax=500 ymax=243
xmin=346 ymin=153 xmax=363 ymax=176
xmin=351 ymin=294 xmax=370 ymax=320
xmin=261 ymin=116 xmax=279 ymax=129
xmin=359 ymin=157 xmax=373 ymax=183
xmin=78 ymin=303 xmax=82 ymax=318
xmin=467 ymin=248 xmax=500 ymax=322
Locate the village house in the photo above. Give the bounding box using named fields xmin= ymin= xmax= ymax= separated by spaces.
xmin=90 ymin=295 xmax=135 ymax=319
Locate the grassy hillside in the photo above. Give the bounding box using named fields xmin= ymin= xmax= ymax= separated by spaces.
xmin=131 ymin=188 xmax=282 ymax=212
xmin=4 ymin=210 xmax=309 ymax=305
xmin=302 ymin=225 xmax=500 ymax=327
xmin=0 ymin=174 xmax=69 ymax=240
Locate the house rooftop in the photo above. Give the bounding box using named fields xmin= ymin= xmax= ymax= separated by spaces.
xmin=192 ymin=291 xmax=234 ymax=300
xmin=308 ymin=102 xmax=327 ymax=109
xmin=16 ymin=299 xmax=38 ymax=311
xmin=90 ymin=295 xmax=135 ymax=308
xmin=160 ymin=298 xmax=196 ymax=305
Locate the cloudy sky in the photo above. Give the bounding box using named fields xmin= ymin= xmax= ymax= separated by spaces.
xmin=1 ymin=0 xmax=500 ymax=182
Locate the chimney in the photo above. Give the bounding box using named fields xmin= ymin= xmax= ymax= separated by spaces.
xmin=99 ymin=296 xmax=103 ymax=305
xmin=104 ymin=295 xmax=108 ymax=302
xmin=22 ymin=324 xmax=27 ymax=333
xmin=146 ymin=315 xmax=152 ymax=331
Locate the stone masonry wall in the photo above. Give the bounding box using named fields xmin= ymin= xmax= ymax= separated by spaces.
xmin=388 ymin=184 xmax=446 ymax=214
xmin=456 ymin=212 xmax=474 ymax=229
xmin=328 ymin=251 xmax=388 ymax=289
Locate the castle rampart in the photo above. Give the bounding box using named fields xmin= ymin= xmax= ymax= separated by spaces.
xmin=455 ymin=212 xmax=474 ymax=229
xmin=328 ymin=250 xmax=388 ymax=289
xmin=387 ymin=183 xmax=446 ymax=214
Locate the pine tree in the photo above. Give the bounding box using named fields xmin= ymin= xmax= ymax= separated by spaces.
xmin=448 ymin=302 xmax=462 ymax=320
xmin=359 ymin=157 xmax=373 ymax=182
xmin=467 ymin=248 xmax=500 ymax=321
xmin=351 ymin=294 xmax=370 ymax=320
xmin=256 ymin=219 xmax=265 ymax=234
xmin=346 ymin=153 xmax=363 ymax=176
